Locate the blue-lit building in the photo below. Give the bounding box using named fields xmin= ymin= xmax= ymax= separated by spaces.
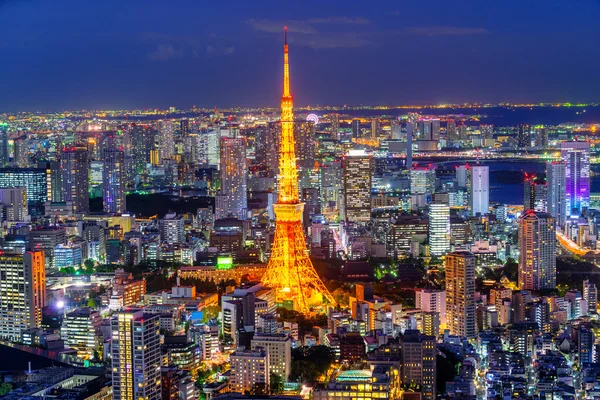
xmin=0 ymin=168 xmax=47 ymax=215
xmin=54 ymin=243 xmax=83 ymax=269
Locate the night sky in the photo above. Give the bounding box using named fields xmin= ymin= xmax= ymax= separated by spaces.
xmin=0 ymin=0 xmax=599 ymax=111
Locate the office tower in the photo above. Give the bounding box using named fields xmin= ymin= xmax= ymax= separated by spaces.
xmin=342 ymin=150 xmax=372 ymax=223
xmin=546 ymin=161 xmax=567 ymax=228
xmin=38 ymin=161 xmax=62 ymax=203
xmin=401 ymin=330 xmax=437 ymax=400
xmin=518 ymin=211 xmax=556 ymax=291
xmin=159 ymin=213 xmax=185 ymax=244
xmin=410 ymin=166 xmax=435 ymax=196
xmin=517 ymin=124 xmax=531 ymax=148
xmin=13 ymin=136 xmax=28 ymax=167
xmin=331 ymin=114 xmax=340 ymax=140
xmin=295 ymin=121 xmax=316 ymax=169
xmin=0 ymin=251 xmax=45 ymax=340
xmin=583 ymin=279 xmax=597 ymax=314
xmin=561 ymin=141 xmax=590 ymax=216
xmin=446 ymin=119 xmax=457 ymax=140
xmin=261 ymin=29 xmax=335 ymax=314
xmin=0 ymin=187 xmax=28 ymax=221
xmin=430 ymin=119 xmax=440 ymax=141
xmin=351 ymin=119 xmax=361 ymax=139
xmin=54 ymin=243 xmax=83 ymax=269
xmin=0 ymin=127 xmax=8 ymax=167
xmin=523 ymin=174 xmax=548 ymax=212
xmin=390 ymin=118 xmax=401 ymax=140
xmin=180 ymin=118 xmax=190 ymax=136
xmin=255 ymin=123 xmax=277 ymax=171
xmin=216 ymin=137 xmax=247 ymax=220
xmin=0 ymin=167 xmax=47 ymax=213
xmin=130 ymin=125 xmax=155 ymax=177
xmin=458 ymin=124 xmax=468 ymax=140
xmin=371 ymin=117 xmax=380 ymax=139
xmin=415 ymin=288 xmax=447 ymax=327
xmin=417 ymin=119 xmax=431 ymax=140
xmin=61 ymin=307 xmax=102 ymax=360
xmin=445 ymin=251 xmax=476 ymax=338
xmin=103 ymin=146 xmax=126 ymax=214
xmin=577 ymin=326 xmax=596 ymax=366
xmin=229 ymin=348 xmax=269 ymax=393
xmin=158 ymin=119 xmax=175 ymax=160
xmin=28 ymin=226 xmax=66 ymax=268
xmin=387 ymin=214 xmax=428 ymax=257
xmin=111 ymin=310 xmax=161 ymax=400
xmin=471 ymin=165 xmax=489 ymax=216
xmin=428 ymin=203 xmax=450 ymax=256
xmin=60 ymin=146 xmax=89 ymax=213
xmin=251 ymin=334 xmax=292 ymax=380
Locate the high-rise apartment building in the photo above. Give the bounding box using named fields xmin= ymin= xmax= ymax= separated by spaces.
xmin=415 ymin=288 xmax=447 ymax=327
xmin=61 ymin=307 xmax=102 ymax=360
xmin=446 ymin=251 xmax=476 ymax=338
xmin=295 ymin=121 xmax=316 ymax=169
xmin=0 ymin=251 xmax=45 ymax=340
xmin=60 ymin=146 xmax=89 ymax=213
xmin=111 ymin=309 xmax=161 ymax=400
xmin=251 ymin=334 xmax=292 ymax=380
xmin=159 ymin=213 xmax=185 ymax=244
xmin=518 ymin=211 xmax=556 ymax=291
xmin=229 ymin=348 xmax=269 ymax=394
xmin=158 ymin=120 xmax=175 ymax=160
xmin=216 ymin=137 xmax=247 ymax=220
xmin=471 ymin=165 xmax=489 ymax=216
xmin=343 ymin=150 xmax=372 ymax=223
xmin=401 ymin=330 xmax=437 ymax=400
xmin=583 ymin=279 xmax=598 ymax=315
xmin=351 ymin=119 xmax=361 ymax=139
xmin=524 ymin=174 xmax=548 ymax=212
xmin=428 ymin=203 xmax=450 ymax=256
xmin=0 ymin=187 xmax=28 ymax=221
xmin=546 ymin=161 xmax=567 ymax=228
xmin=371 ymin=117 xmax=380 ymax=139
xmin=103 ymin=146 xmax=126 ymax=214
xmin=561 ymin=141 xmax=590 ymax=216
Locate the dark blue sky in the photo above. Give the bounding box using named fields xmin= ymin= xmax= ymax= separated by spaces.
xmin=1 ymin=0 xmax=599 ymax=111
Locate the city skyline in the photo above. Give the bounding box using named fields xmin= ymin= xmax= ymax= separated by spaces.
xmin=1 ymin=0 xmax=600 ymax=111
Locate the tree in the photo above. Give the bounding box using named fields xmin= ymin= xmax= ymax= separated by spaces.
xmin=202 ymin=305 xmax=220 ymax=323
xmin=270 ymin=373 xmax=284 ymax=394
xmin=251 ymin=383 xmax=267 ymax=396
xmin=87 ymin=297 xmax=97 ymax=308
xmin=0 ymin=383 xmax=12 ymax=395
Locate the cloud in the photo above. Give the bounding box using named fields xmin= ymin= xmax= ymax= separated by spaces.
xmin=146 ymin=44 xmax=183 ymax=61
xmin=407 ymin=26 xmax=490 ymax=36
xmin=247 ymin=17 xmax=372 ymax=49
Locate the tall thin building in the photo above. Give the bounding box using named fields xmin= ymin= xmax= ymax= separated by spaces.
xmin=0 ymin=251 xmax=45 ymax=340
xmin=0 ymin=127 xmax=8 ymax=167
xmin=351 ymin=119 xmax=361 ymax=139
xmin=583 ymin=279 xmax=598 ymax=315
xmin=523 ymin=174 xmax=548 ymax=212
xmin=111 ymin=309 xmax=161 ymax=400
xmin=216 ymin=137 xmax=247 ymax=220
xmin=518 ymin=211 xmax=556 ymax=291
xmin=428 ymin=203 xmax=450 ymax=256
xmin=546 ymin=161 xmax=567 ymax=228
xmin=331 ymin=114 xmax=340 ymax=140
xmin=260 ymin=29 xmax=335 ymax=314
xmin=517 ymin=124 xmax=531 ymax=148
xmin=471 ymin=165 xmax=489 ymax=216
xmin=103 ymin=146 xmax=126 ymax=214
xmin=401 ymin=330 xmax=437 ymax=400
xmin=561 ymin=141 xmax=590 ymax=216
xmin=390 ymin=118 xmax=401 ymax=140
xmin=343 ymin=150 xmax=372 ymax=223
xmin=371 ymin=117 xmax=380 ymax=139
xmin=294 ymin=121 xmax=316 ymax=169
xmin=158 ymin=120 xmax=175 ymax=160
xmin=445 ymin=251 xmax=476 ymax=338
xmin=60 ymin=146 xmax=89 ymax=213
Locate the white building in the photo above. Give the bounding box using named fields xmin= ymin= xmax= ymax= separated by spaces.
xmin=471 ymin=165 xmax=489 ymax=216
xmin=428 ymin=203 xmax=450 ymax=256
xmin=61 ymin=307 xmax=101 ymax=359
xmin=251 ymin=334 xmax=292 ymax=380
xmin=415 ymin=288 xmax=446 ymax=327
xmin=229 ymin=348 xmax=269 ymax=393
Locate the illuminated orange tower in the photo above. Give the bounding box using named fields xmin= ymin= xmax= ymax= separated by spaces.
xmin=261 ymin=28 xmax=335 ymax=314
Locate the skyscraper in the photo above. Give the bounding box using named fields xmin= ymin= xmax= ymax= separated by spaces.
xmin=471 ymin=165 xmax=489 ymax=216
xmin=517 ymin=124 xmax=531 ymax=148
xmin=445 ymin=251 xmax=476 ymax=338
xmin=216 ymin=137 xmax=247 ymax=220
xmin=260 ymin=29 xmax=334 ymax=314
xmin=561 ymin=141 xmax=590 ymax=216
xmin=410 ymin=166 xmax=435 ymax=196
xmin=343 ymin=150 xmax=372 ymax=223
xmin=351 ymin=119 xmax=361 ymax=139
xmin=111 ymin=309 xmax=161 ymax=400
xmin=371 ymin=117 xmax=380 ymax=139
xmin=158 ymin=119 xmax=175 ymax=160
xmin=583 ymin=279 xmax=598 ymax=315
xmin=0 ymin=251 xmax=45 ymax=340
xmin=103 ymin=146 xmax=126 ymax=214
xmin=523 ymin=174 xmax=548 ymax=212
xmin=390 ymin=118 xmax=401 ymax=140
xmin=331 ymin=114 xmax=340 ymax=140
xmin=0 ymin=126 xmax=9 ymax=167
xmin=60 ymin=146 xmax=89 ymax=213
xmin=294 ymin=121 xmax=316 ymax=169
xmin=428 ymin=203 xmax=450 ymax=256
xmin=401 ymin=330 xmax=437 ymax=400
xmin=518 ymin=211 xmax=556 ymax=291
xmin=546 ymin=161 xmax=567 ymax=228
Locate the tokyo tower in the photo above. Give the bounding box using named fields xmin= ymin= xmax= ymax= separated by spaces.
xmin=261 ymin=28 xmax=335 ymax=314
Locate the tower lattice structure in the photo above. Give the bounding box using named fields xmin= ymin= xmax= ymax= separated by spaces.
xmin=261 ymin=28 xmax=335 ymax=314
